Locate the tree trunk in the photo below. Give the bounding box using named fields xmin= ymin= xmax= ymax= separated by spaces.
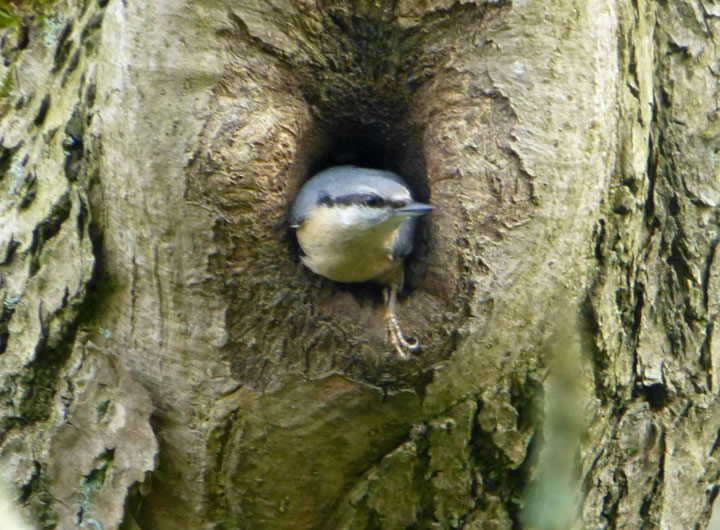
xmin=1 ymin=0 xmax=719 ymax=528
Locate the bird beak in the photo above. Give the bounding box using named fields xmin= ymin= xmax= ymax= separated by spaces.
xmin=394 ymin=201 xmax=433 ymax=218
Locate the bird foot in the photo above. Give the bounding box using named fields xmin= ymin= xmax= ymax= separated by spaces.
xmin=386 ymin=313 xmax=419 ymax=359
xmin=383 ymin=286 xmax=420 ymax=360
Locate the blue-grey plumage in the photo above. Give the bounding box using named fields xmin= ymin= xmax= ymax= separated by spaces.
xmin=290 ymin=165 xmax=432 ymax=358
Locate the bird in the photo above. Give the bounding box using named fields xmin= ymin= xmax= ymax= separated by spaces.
xmin=289 ymin=165 xmax=432 ymax=359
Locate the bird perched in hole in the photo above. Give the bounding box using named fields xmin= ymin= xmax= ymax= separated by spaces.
xmin=289 ymin=165 xmax=432 ymax=359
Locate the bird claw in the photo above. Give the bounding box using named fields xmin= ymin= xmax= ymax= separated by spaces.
xmin=386 ymin=314 xmax=419 ymax=359
xmin=383 ymin=286 xmax=420 ymax=360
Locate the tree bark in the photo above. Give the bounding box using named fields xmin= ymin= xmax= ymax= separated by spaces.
xmin=1 ymin=0 xmax=719 ymax=528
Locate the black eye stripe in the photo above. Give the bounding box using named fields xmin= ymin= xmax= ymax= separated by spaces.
xmin=323 ymin=193 xmax=386 ymax=207
xmin=318 ymin=193 xmax=409 ymax=208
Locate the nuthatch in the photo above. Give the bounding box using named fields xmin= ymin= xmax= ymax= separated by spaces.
xmin=290 ymin=165 xmax=432 ymax=359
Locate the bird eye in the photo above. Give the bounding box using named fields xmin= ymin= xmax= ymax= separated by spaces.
xmin=365 ymin=195 xmax=383 ymax=207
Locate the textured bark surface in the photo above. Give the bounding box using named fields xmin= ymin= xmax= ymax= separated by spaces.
xmin=0 ymin=0 xmax=719 ymax=529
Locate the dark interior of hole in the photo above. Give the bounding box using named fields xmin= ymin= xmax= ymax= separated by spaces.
xmin=306 ymin=114 xmax=429 ymax=200
xmin=308 ymin=123 xmax=397 ymax=175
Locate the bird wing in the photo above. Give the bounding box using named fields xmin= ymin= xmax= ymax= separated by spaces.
xmin=391 ymin=217 xmax=418 ymax=260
